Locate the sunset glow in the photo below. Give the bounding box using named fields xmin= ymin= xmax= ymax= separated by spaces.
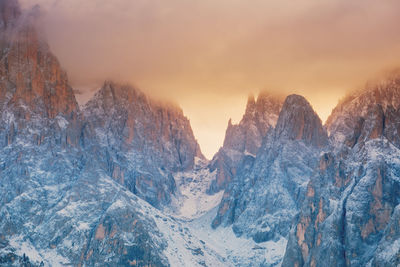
xmin=20 ymin=0 xmax=400 ymax=158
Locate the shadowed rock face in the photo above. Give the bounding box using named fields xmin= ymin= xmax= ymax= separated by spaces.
xmin=0 ymin=0 xmax=80 ymax=151
xmin=83 ymin=81 xmax=204 ymax=207
xmin=212 ymin=94 xmax=328 ymax=249
xmin=208 ymin=92 xmax=283 ymax=193
xmin=283 ymin=79 xmax=400 ymax=267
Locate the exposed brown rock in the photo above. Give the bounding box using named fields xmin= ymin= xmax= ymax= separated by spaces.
xmin=274 ymin=94 xmax=328 ymax=147
xmin=0 ymin=0 xmax=78 ymax=119
xmin=315 ymin=198 xmax=326 ymax=230
xmin=296 ymin=216 xmax=310 ymax=260
xmin=95 ymin=224 xmax=105 ymax=240
xmin=361 ymin=218 xmax=375 ymax=240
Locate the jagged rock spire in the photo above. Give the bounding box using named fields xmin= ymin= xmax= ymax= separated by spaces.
xmin=208 ymin=91 xmax=284 ymax=193
xmin=275 ymin=94 xmax=328 ymax=147
xmin=0 ymin=0 xmax=78 ymax=119
xmin=212 ymin=94 xmax=327 ymax=244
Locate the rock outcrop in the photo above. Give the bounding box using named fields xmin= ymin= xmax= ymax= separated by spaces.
xmin=208 ymin=92 xmax=283 ymax=193
xmin=326 ymin=76 xmax=400 ymax=147
xmin=0 ymin=0 xmax=77 ymax=119
xmin=0 ymin=0 xmax=80 ymax=151
xmin=212 ymin=94 xmax=328 ymax=255
xmin=283 ymin=77 xmax=400 ymax=267
xmin=83 ymin=81 xmax=204 ymax=207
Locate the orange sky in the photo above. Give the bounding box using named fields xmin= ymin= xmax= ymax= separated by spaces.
xmin=21 ymin=0 xmax=400 ymax=158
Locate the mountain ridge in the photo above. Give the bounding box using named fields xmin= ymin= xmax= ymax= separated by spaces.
xmin=1 ymin=0 xmax=400 ymax=266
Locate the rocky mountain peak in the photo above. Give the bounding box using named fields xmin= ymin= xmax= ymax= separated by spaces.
xmin=240 ymin=92 xmax=283 ymax=128
xmin=208 ymin=91 xmax=284 ymax=193
xmin=0 ymin=0 xmax=21 ymax=29
xmin=92 ymin=81 xmax=137 ymax=111
xmin=243 ymin=93 xmax=256 ymax=117
xmin=0 ymin=0 xmax=78 ymax=120
xmin=222 ymin=91 xmax=284 ymax=152
xmin=83 ymin=81 xmax=204 ymax=207
xmin=326 ymin=74 xmax=400 ymax=147
xmin=93 ymin=80 xmax=186 ymax=119
xmin=212 ymin=94 xmax=328 ymax=250
xmin=275 ymin=94 xmax=328 ymax=147
xmin=283 ymin=80 xmax=400 ymax=267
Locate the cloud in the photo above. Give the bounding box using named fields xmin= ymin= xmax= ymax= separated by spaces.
xmin=19 ymin=0 xmax=400 ymax=158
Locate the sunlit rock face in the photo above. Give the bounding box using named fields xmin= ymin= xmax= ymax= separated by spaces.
xmin=283 ymin=78 xmax=400 ymax=267
xmin=208 ymin=92 xmax=283 ymax=193
xmin=0 ymin=1 xmax=77 ymax=120
xmin=83 ymin=81 xmax=204 ymax=207
xmin=0 ymin=0 xmax=80 ymax=151
xmin=212 ymin=94 xmax=328 ymax=246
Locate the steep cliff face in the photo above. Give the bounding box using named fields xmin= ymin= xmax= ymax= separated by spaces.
xmin=212 ymin=94 xmax=328 ymax=265
xmin=0 ymin=1 xmax=77 ymax=119
xmin=0 ymin=0 xmax=82 ymax=207
xmin=326 ymin=76 xmax=400 ymax=147
xmin=0 ymin=1 xmax=164 ymax=265
xmin=208 ymin=92 xmax=283 ymax=193
xmin=83 ymin=81 xmax=204 ymax=207
xmin=0 ymin=1 xmax=218 ymax=266
xmin=274 ymin=95 xmax=328 ymax=148
xmin=283 ymin=77 xmax=400 ymax=267
xmin=0 ymin=0 xmax=80 ymax=151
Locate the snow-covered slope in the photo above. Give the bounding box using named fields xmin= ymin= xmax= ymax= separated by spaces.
xmin=189 ymin=207 xmax=287 ymax=267
xmin=0 ymin=144 xmax=228 ymax=266
xmin=170 ymin=158 xmax=224 ymax=220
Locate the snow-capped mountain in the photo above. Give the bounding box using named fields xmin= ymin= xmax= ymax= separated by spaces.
xmin=0 ymin=1 xmax=221 ymax=266
xmin=82 ymin=81 xmax=204 ymax=208
xmin=211 ymin=94 xmax=328 ymax=265
xmin=1 ymin=0 xmax=400 ymax=266
xmin=283 ymin=77 xmax=400 ymax=266
xmin=208 ymin=92 xmax=283 ymax=194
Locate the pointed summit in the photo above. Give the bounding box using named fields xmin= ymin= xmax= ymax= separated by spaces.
xmin=84 ymin=81 xmax=204 ymax=207
xmin=275 ymin=94 xmax=328 ymax=147
xmin=208 ymin=91 xmax=284 ymax=193
xmin=326 ymin=74 xmax=400 ymax=146
xmin=244 ymin=93 xmax=256 ymax=115
xmin=212 ymin=94 xmax=328 ymax=244
xmin=0 ymin=0 xmax=78 ymax=120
